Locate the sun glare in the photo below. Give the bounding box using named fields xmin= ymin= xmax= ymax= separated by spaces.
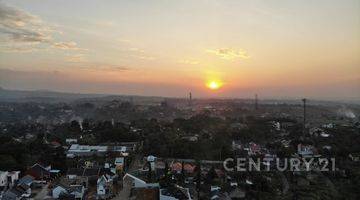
xmin=207 ymin=81 xmax=222 ymax=90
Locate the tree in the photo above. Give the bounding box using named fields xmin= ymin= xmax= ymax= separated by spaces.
xmin=70 ymin=120 xmax=81 ymax=133
xmin=206 ymin=166 xmax=217 ymax=184
xmin=0 ymin=155 xmax=18 ymax=170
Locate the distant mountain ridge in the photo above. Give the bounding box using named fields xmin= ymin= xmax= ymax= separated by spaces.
xmin=0 ymin=87 xmax=358 ymax=105
xmin=0 ymin=87 xmax=107 ymax=102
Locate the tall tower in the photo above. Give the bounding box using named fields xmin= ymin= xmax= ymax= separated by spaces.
xmin=255 ymin=94 xmax=258 ymax=110
xmin=302 ymin=98 xmax=307 ymax=134
xmin=189 ymin=92 xmax=192 ymax=106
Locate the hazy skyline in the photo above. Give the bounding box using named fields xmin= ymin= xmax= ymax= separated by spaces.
xmin=0 ymin=0 xmax=359 ymax=100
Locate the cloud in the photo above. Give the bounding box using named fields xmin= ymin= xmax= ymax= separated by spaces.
xmin=94 ymin=20 xmax=116 ymax=28
xmin=178 ymin=59 xmax=199 ymax=65
xmin=0 ymin=42 xmax=44 ymax=52
xmin=129 ymin=47 xmax=145 ymax=53
xmin=206 ymin=48 xmax=250 ymax=60
xmin=96 ymin=65 xmax=129 ymax=72
xmin=0 ymin=2 xmax=84 ymax=52
xmin=66 ymin=54 xmax=87 ymax=63
xmin=79 ymin=64 xmax=129 ymax=72
xmin=53 ymin=42 xmax=77 ymax=49
xmin=132 ymin=55 xmax=155 ymax=60
xmin=117 ymin=38 xmax=131 ymax=44
xmin=127 ymin=47 xmax=156 ymax=60
xmin=53 ymin=42 xmax=87 ymax=51
xmin=63 ymin=54 xmax=130 ymax=71
xmin=0 ymin=2 xmax=52 ymax=44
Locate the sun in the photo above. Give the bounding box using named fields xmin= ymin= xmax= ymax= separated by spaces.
xmin=206 ymin=81 xmax=222 ymax=90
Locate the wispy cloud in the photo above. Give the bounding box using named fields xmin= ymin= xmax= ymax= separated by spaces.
xmin=178 ymin=59 xmax=199 ymax=65
xmin=53 ymin=42 xmax=87 ymax=51
xmin=117 ymin=38 xmax=132 ymax=44
xmin=0 ymin=2 xmax=84 ymax=52
xmin=129 ymin=47 xmax=145 ymax=53
xmin=206 ymin=48 xmax=250 ymax=60
xmin=94 ymin=20 xmax=116 ymax=28
xmin=64 ymin=54 xmax=129 ymax=72
xmin=94 ymin=65 xmax=129 ymax=72
xmin=0 ymin=2 xmax=51 ymax=44
xmin=66 ymin=54 xmax=87 ymax=63
xmin=128 ymin=47 xmax=156 ymax=60
xmin=132 ymin=55 xmax=155 ymax=60
xmin=79 ymin=64 xmax=129 ymax=72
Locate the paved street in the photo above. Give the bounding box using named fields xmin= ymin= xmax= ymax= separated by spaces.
xmin=34 ymin=183 xmax=50 ymax=200
xmin=113 ymin=155 xmax=142 ymax=200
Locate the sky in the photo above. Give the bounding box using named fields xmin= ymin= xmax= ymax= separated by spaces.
xmin=0 ymin=0 xmax=359 ymax=100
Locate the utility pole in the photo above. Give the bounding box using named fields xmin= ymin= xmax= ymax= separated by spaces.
xmin=302 ymin=98 xmax=307 ymax=134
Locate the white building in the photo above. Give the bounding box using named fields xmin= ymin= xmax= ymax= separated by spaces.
xmin=123 ymin=173 xmax=159 ymax=188
xmin=0 ymin=171 xmax=20 ymax=190
xmin=52 ymin=184 xmax=84 ymax=199
xmin=97 ymin=175 xmax=112 ymax=197
xmin=65 ymin=138 xmax=78 ymax=144
xmin=67 ymin=144 xmax=108 ymax=157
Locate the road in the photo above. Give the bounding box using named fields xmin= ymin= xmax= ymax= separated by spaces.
xmin=113 ymin=155 xmax=142 ymax=200
xmin=34 ymin=183 xmax=50 ymax=200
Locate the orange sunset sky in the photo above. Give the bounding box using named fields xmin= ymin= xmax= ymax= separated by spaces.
xmin=0 ymin=0 xmax=359 ymax=100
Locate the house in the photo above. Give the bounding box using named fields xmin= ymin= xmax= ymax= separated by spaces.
xmin=26 ymin=163 xmax=51 ymax=180
xmin=7 ymin=172 xmax=20 ymax=188
xmin=1 ymin=188 xmax=22 ymax=200
xmin=181 ymin=135 xmax=198 ymax=142
xmin=99 ymin=168 xmax=116 ymax=181
xmin=248 ymin=142 xmax=261 ymax=155
xmin=320 ymin=133 xmax=330 ymax=138
xmin=17 ymin=175 xmax=34 ymax=187
xmin=111 ymin=146 xmax=128 ymax=153
xmin=66 ymin=167 xmax=105 ymax=188
xmin=96 ymin=175 xmax=113 ymax=198
xmin=1 ymin=183 xmax=32 ymax=200
xmin=309 ymin=127 xmax=325 ymax=137
xmin=114 ymin=157 xmax=125 ymax=172
xmin=281 ymin=140 xmax=291 ymax=148
xmin=170 ymin=162 xmax=195 ymax=174
xmin=297 ymin=144 xmax=315 ymax=157
xmin=52 ymin=183 xmax=84 ymax=200
xmin=349 ymin=153 xmax=360 ymax=162
xmin=269 ymin=121 xmax=281 ymax=131
xmin=50 ymin=141 xmax=62 ymax=148
xmin=210 ymin=186 xmax=221 ymax=200
xmin=67 ymin=144 xmax=108 ymax=157
xmin=232 ymin=140 xmax=242 ymax=151
xmin=66 ymin=138 xmax=78 ymax=144
xmin=50 ymin=169 xmax=61 ymax=179
xmin=147 ymin=155 xmax=157 ymax=171
xmin=322 ymin=123 xmax=334 ymax=129
xmin=159 ymin=185 xmax=192 ymax=200
xmin=0 ymin=171 xmax=8 ymax=191
xmin=123 ymin=173 xmax=159 ymax=188
xmin=0 ymin=171 xmax=20 ymax=190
